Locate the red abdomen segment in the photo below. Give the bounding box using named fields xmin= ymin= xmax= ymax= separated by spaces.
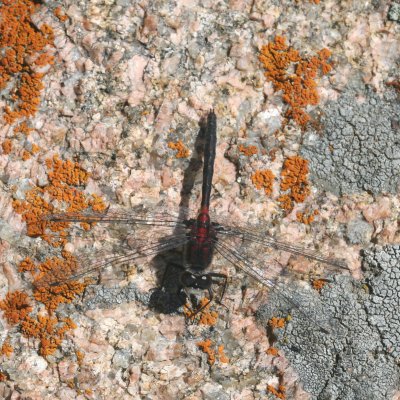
xmin=187 ymin=207 xmax=216 ymax=271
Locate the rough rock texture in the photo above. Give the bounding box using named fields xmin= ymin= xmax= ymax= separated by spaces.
xmin=0 ymin=0 xmax=399 ymax=399
xmin=257 ymin=245 xmax=400 ymax=399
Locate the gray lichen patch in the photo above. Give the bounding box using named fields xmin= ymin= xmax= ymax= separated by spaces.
xmin=257 ymin=245 xmax=400 ymax=399
xmin=388 ymin=3 xmax=400 ymax=22
xmin=300 ymin=87 xmax=400 ymax=195
xmin=364 ymin=246 xmax=400 ymax=361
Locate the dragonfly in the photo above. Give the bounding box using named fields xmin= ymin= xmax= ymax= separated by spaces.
xmin=41 ymin=111 xmax=348 ymax=333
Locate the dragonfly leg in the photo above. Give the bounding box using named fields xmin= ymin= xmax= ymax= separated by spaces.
xmin=206 ymin=272 xmax=228 ymax=305
xmin=184 ymin=288 xmax=213 ymax=321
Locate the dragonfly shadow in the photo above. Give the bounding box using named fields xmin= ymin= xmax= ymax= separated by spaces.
xmin=148 ymin=114 xmax=209 ymax=314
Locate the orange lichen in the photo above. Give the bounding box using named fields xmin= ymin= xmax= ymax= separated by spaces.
xmin=238 ymin=144 xmax=258 ymax=156
xmin=267 ymin=384 xmax=286 ymax=399
xmin=76 ymin=350 xmax=84 ymax=366
xmin=22 ymin=149 xmax=31 ymax=160
xmin=31 ymin=143 xmax=40 ymax=154
xmin=20 ymin=251 xmax=88 ymax=313
xmin=197 ymin=339 xmax=216 ymax=365
xmin=278 ymin=156 xmax=310 ymax=212
xmin=296 ymin=0 xmax=320 ymax=3
xmin=296 ymin=209 xmax=319 ymax=224
xmin=168 ymin=140 xmax=190 ymax=158
xmin=1 ymin=341 xmax=13 ymax=358
xmin=312 ymin=278 xmax=328 ymax=292
xmin=268 ymin=317 xmax=286 ymax=329
xmin=0 ymin=371 xmax=8 ymax=382
xmin=33 ymin=53 xmax=55 ymax=67
xmin=252 ymin=169 xmax=275 ymax=196
xmin=21 ymin=314 xmax=76 ymax=356
xmin=1 ymin=139 xmax=12 ymax=154
xmin=0 ymin=0 xmax=55 ymax=126
xmin=218 ymin=345 xmax=229 ymax=363
xmin=266 ymin=347 xmax=279 ymax=356
xmin=183 ymin=298 xmax=219 ymax=326
xmin=197 ymin=298 xmax=218 ymax=326
xmin=0 ymin=291 xmax=32 ymax=325
xmin=54 ymin=6 xmax=68 ymax=22
xmin=13 ymin=155 xmax=106 ymax=246
xmin=46 ymin=155 xmax=90 ymax=186
xmin=14 ymin=121 xmax=33 ymax=136
xmin=259 ymin=36 xmax=332 ymax=127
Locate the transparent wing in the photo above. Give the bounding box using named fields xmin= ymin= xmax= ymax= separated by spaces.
xmin=35 ymin=233 xmax=190 ymax=288
xmin=213 ymin=221 xmax=347 ymax=273
xmin=214 ymin=237 xmax=335 ymax=333
xmin=42 ymin=207 xmax=189 ymax=229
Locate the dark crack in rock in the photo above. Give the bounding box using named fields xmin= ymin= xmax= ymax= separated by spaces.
xmin=257 ymin=245 xmax=400 ymax=399
xmin=301 ymin=88 xmax=400 ymax=195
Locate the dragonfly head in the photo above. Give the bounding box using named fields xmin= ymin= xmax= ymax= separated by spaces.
xmin=180 ymin=271 xmax=212 ymax=290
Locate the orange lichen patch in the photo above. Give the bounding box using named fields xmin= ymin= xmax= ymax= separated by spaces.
xmin=22 ymin=149 xmax=31 ymax=160
xmin=266 ymin=347 xmax=279 ymax=356
xmin=13 ymin=155 xmax=106 ymax=246
xmin=259 ymin=36 xmax=332 ymax=127
xmin=267 ymin=384 xmax=286 ymax=399
xmin=33 ymin=53 xmax=55 ymax=67
xmin=168 ymin=140 xmax=190 ymax=158
xmin=1 ymin=139 xmax=12 ymax=154
xmin=21 ymin=314 xmax=77 ymax=356
xmin=22 ymin=251 xmax=88 ymax=313
xmin=31 ymin=143 xmax=40 ymax=154
xmin=312 ymin=278 xmax=328 ymax=292
xmin=54 ymin=6 xmax=68 ymax=22
xmin=218 ymin=345 xmax=229 ymax=363
xmin=14 ymin=121 xmax=33 ymax=136
xmin=76 ymin=350 xmax=84 ymax=366
xmin=197 ymin=339 xmax=216 ymax=365
xmin=197 ymin=298 xmax=218 ymax=326
xmin=0 ymin=0 xmax=55 ymax=126
xmin=278 ymin=156 xmax=310 ymax=213
xmin=268 ymin=317 xmax=286 ymax=329
xmin=296 ymin=209 xmax=319 ymax=224
xmin=4 ymin=72 xmax=45 ymax=125
xmin=0 ymin=291 xmax=32 ymax=325
xmin=46 ymin=155 xmax=90 ymax=186
xmin=183 ymin=298 xmax=219 ymax=326
xmin=252 ymin=169 xmax=275 ymax=196
xmin=296 ymin=0 xmax=320 ymax=3
xmin=1 ymin=341 xmax=13 ymax=358
xmin=238 ymin=144 xmax=258 ymax=156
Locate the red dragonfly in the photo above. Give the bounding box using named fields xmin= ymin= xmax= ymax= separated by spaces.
xmin=43 ymin=111 xmax=347 ymax=332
